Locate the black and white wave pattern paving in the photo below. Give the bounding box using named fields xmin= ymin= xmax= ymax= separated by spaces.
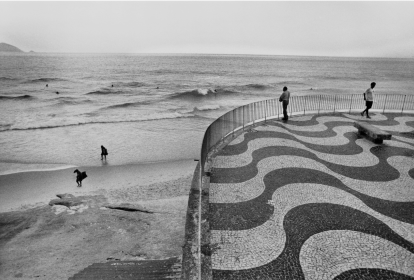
xmin=209 ymin=113 xmax=414 ymax=280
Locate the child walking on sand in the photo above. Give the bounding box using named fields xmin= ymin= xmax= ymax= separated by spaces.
xmin=101 ymin=145 xmax=108 ymax=160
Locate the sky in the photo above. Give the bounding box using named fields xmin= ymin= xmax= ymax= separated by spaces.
xmin=1 ymin=1 xmax=414 ymax=58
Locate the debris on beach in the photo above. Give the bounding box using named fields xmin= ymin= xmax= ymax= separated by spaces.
xmin=49 ymin=195 xmax=84 ymax=208
xmin=102 ymin=203 xmax=154 ymax=213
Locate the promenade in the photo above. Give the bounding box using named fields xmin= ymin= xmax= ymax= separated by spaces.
xmin=208 ymin=112 xmax=414 ymax=279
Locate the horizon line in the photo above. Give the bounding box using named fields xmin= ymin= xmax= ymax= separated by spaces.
xmin=1 ymin=51 xmax=413 ymax=60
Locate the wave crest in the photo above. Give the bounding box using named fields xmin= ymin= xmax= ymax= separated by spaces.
xmin=86 ymin=89 xmax=124 ymax=95
xmin=123 ymin=81 xmax=146 ymax=88
xmin=25 ymin=78 xmax=67 ymax=83
xmin=105 ymin=101 xmax=152 ymax=109
xmin=0 ymin=77 xmax=17 ymax=81
xmin=193 ymin=105 xmax=221 ymax=111
xmin=0 ymin=112 xmax=194 ymax=132
xmin=244 ymin=83 xmax=267 ymax=90
xmin=55 ymin=97 xmax=92 ymax=105
xmin=169 ymin=88 xmax=218 ymax=99
xmin=0 ymin=95 xmax=34 ymax=100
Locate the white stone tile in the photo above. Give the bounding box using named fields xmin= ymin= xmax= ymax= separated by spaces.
xmin=374 ymin=116 xmax=414 ymax=132
xmin=300 ymin=231 xmax=414 ymax=280
xmin=213 ymin=138 xmax=379 ymax=169
xmin=342 ymin=113 xmax=389 ymax=121
xmin=211 ymin=155 xmax=414 ymax=203
xmin=212 ymin=184 xmax=414 ymax=270
xmin=259 ymin=116 xmax=354 ymax=132
xmin=254 ymin=125 xmax=356 ymax=145
xmin=227 ymin=132 xmax=246 ymax=146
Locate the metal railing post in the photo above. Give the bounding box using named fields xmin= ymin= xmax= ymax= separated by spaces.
xmin=402 ymin=95 xmax=407 ymax=114
xmin=383 ymin=94 xmax=388 ymax=114
xmin=232 ymin=109 xmax=235 ymax=137
xmin=253 ymin=103 xmax=255 ymax=127
xmin=265 ymin=100 xmax=267 ymax=122
xmin=304 ymin=96 xmax=307 ymax=115
xmin=318 ymin=95 xmax=321 ymax=115
xmin=333 ymin=95 xmax=337 ymax=113
xmin=277 ymin=99 xmax=280 ymax=120
xmin=349 ymin=94 xmax=353 ymax=114
xmin=242 ymin=106 xmax=245 ymax=131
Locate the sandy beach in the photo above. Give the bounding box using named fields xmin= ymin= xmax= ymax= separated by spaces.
xmin=0 ymin=159 xmax=197 ymax=279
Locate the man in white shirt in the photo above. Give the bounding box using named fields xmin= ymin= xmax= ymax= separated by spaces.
xmin=361 ymin=82 xmax=376 ymax=119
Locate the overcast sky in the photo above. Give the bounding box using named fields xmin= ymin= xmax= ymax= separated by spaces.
xmin=1 ymin=1 xmax=414 ymax=58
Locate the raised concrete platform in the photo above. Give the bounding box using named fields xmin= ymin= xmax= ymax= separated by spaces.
xmin=354 ymin=121 xmax=392 ymax=144
xmin=207 ymin=112 xmax=414 ymax=279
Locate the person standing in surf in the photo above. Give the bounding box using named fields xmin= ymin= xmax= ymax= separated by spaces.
xmin=101 ymin=145 xmax=108 ymax=160
xmin=361 ymin=82 xmax=376 ymax=119
xmin=279 ymin=86 xmax=290 ymax=121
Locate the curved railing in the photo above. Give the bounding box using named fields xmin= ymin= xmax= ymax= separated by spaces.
xmin=182 ymin=93 xmax=414 ymax=279
xmin=200 ymin=93 xmax=414 ymax=174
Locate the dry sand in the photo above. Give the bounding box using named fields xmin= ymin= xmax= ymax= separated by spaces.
xmin=0 ymin=160 xmax=196 ymax=279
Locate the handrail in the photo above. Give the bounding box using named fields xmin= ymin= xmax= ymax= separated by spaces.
xmin=200 ymin=93 xmax=414 ymax=175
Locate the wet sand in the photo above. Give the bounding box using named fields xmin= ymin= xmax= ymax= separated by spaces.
xmin=0 ymin=159 xmax=197 ymax=212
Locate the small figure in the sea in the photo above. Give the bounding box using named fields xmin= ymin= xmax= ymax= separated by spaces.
xmin=361 ymin=82 xmax=376 ymax=119
xmin=56 ymin=91 xmax=59 ymax=94
xmin=101 ymin=145 xmax=108 ymax=160
xmin=310 ymin=88 xmax=313 ymax=90
xmin=112 ymin=84 xmax=114 ymax=87
xmin=74 ymin=169 xmax=87 ymax=187
xmin=46 ymin=84 xmax=48 ymax=87
xmin=279 ymin=86 xmax=291 ymax=121
xmin=156 ymin=87 xmax=159 ymax=89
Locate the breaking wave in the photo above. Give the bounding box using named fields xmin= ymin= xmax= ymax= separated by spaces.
xmin=169 ymin=88 xmax=237 ymax=99
xmin=0 ymin=112 xmax=195 ymax=132
xmin=86 ymin=89 xmax=125 ymax=95
xmin=0 ymin=77 xmax=18 ymax=81
xmin=25 ymin=78 xmax=68 ymax=83
xmin=273 ymin=80 xmax=308 ymax=86
xmin=55 ymin=97 xmax=93 ymax=105
xmin=0 ymin=95 xmax=34 ymax=100
xmin=244 ymin=83 xmax=267 ymax=90
xmin=193 ymin=105 xmax=221 ymax=111
xmin=105 ymin=101 xmax=152 ymax=109
xmin=123 ymin=81 xmax=146 ymax=88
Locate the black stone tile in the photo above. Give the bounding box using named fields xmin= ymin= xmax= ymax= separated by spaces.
xmin=210 ymin=168 xmax=414 ymax=230
xmin=213 ymin=203 xmax=414 ymax=279
xmin=333 ymin=268 xmax=414 ymax=280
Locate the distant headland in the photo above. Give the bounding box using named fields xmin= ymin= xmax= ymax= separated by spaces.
xmin=0 ymin=43 xmax=24 ymax=52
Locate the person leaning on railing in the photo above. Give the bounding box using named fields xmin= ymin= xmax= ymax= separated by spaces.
xmin=279 ymin=86 xmax=291 ymax=121
xmin=361 ymin=82 xmax=376 ymax=119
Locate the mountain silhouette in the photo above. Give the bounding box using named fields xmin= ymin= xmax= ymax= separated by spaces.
xmin=0 ymin=43 xmax=24 ymax=52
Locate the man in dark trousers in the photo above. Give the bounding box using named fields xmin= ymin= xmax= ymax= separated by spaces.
xmin=279 ymin=86 xmax=291 ymax=121
xmin=361 ymin=82 xmax=376 ymax=119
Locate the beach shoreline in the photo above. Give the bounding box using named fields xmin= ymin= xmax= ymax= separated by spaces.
xmin=0 ymin=159 xmax=197 ymax=213
xmin=0 ymin=159 xmax=196 ymax=279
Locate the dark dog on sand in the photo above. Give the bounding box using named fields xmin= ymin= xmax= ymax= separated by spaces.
xmin=74 ymin=169 xmax=87 ymax=187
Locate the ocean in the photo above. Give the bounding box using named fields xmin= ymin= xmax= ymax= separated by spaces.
xmin=1 ymin=53 xmax=413 ymax=175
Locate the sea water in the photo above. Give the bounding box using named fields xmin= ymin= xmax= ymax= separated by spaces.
xmin=1 ymin=53 xmax=413 ymax=175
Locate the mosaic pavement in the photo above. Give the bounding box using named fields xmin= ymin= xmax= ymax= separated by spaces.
xmin=209 ymin=113 xmax=414 ymax=279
